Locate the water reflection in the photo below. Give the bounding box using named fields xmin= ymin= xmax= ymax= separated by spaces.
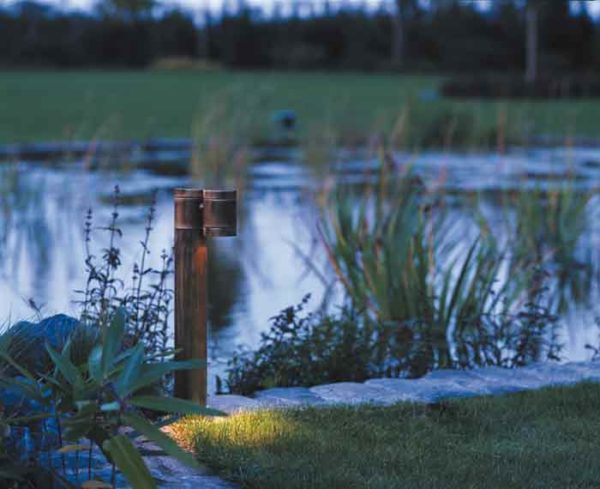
xmin=0 ymin=146 xmax=598 ymax=386
xmin=208 ymin=240 xmax=245 ymax=331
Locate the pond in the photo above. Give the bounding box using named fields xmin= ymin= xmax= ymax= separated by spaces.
xmin=0 ymin=143 xmax=598 ymax=391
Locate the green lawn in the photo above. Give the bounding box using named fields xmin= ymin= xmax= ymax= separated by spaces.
xmin=174 ymin=383 xmax=600 ymax=489
xmin=0 ymin=70 xmax=597 ymax=145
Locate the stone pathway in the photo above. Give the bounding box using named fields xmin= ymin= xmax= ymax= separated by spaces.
xmin=207 ymin=361 xmax=600 ymax=413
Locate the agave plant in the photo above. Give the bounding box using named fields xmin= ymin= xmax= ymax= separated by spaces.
xmin=0 ymin=309 xmax=223 ymax=488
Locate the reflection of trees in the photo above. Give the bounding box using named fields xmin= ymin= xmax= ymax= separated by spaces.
xmin=207 ymin=239 xmax=245 ymax=331
xmin=0 ymin=166 xmax=13 ymax=260
xmin=0 ymin=164 xmax=82 ymax=308
xmin=0 ymin=166 xmax=52 ymax=300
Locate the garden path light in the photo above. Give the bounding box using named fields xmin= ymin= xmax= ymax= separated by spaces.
xmin=174 ymin=188 xmax=237 ymax=405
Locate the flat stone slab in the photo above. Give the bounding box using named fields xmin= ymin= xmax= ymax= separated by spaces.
xmin=147 ymin=454 xmax=237 ymax=489
xmin=208 ymin=394 xmax=264 ymax=414
xmin=422 ymin=369 xmax=501 ymax=395
xmin=310 ymin=382 xmax=406 ymax=405
xmin=465 ymin=366 xmax=552 ymax=394
xmin=423 ymin=369 xmax=482 ymax=384
xmin=522 ymin=362 xmax=599 ymax=386
xmin=254 ymin=387 xmax=326 ymax=407
xmin=366 ymin=377 xmax=487 ymax=403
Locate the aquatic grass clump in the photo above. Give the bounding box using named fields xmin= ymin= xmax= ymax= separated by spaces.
xmin=318 ymin=161 xmax=430 ymax=324
xmin=226 ymin=150 xmax=564 ymax=394
xmin=317 ymin=153 xmax=559 ymax=375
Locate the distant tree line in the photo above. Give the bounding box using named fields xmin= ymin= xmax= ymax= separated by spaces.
xmin=0 ymin=1 xmax=197 ymax=66
xmin=0 ymin=0 xmax=597 ymax=73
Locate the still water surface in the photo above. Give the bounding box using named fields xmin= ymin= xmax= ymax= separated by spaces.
xmin=0 ymin=146 xmax=598 ymax=388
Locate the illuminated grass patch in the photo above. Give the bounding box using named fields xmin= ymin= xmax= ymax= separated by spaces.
xmin=173 ymin=383 xmax=600 ymax=489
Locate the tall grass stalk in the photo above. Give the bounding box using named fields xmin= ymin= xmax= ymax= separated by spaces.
xmin=77 ymin=188 xmax=173 ymax=356
xmin=190 ymin=87 xmax=265 ymax=188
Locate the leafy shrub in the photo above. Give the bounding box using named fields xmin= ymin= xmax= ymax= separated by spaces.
xmin=0 ymin=309 xmax=223 ymax=488
xmin=225 ymin=293 xmax=561 ymax=395
xmin=225 ymin=296 xmax=373 ymax=395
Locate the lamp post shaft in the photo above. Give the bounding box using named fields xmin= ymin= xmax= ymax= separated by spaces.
xmin=174 ymin=189 xmax=208 ymax=405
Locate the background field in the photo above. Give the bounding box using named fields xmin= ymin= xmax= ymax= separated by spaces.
xmin=0 ymin=70 xmax=598 ymax=145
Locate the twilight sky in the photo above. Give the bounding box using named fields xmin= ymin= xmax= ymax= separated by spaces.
xmin=1 ymin=0 xmax=598 ymax=17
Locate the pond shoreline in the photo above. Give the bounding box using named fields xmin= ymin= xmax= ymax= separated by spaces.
xmin=1 ymin=136 xmax=599 ymax=163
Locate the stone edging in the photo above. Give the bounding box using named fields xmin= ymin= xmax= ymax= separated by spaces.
xmin=208 ymin=361 xmax=600 ymax=413
xmin=142 ymin=361 xmax=600 ymax=488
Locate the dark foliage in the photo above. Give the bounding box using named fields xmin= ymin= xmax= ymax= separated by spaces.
xmin=225 ymin=296 xmax=374 ymax=395
xmin=225 ymin=293 xmax=561 ymax=396
xmin=0 ymin=3 xmax=198 ymax=67
xmin=0 ymin=0 xmax=597 ymax=72
xmin=0 ymin=309 xmax=221 ymax=488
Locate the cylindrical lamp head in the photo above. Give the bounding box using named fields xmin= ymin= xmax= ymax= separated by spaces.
xmin=202 ymin=189 xmax=237 ymax=237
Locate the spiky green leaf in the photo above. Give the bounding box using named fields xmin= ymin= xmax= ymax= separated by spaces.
xmin=103 ymin=435 xmax=156 ymax=489
xmin=122 ymin=413 xmax=199 ymax=468
xmin=130 ymin=396 xmax=225 ymax=417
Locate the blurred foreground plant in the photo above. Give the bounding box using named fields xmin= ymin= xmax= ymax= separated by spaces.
xmin=0 ymin=309 xmax=223 ymax=488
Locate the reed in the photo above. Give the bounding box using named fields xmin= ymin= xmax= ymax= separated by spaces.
xmin=317 ymin=150 xmax=557 ymax=375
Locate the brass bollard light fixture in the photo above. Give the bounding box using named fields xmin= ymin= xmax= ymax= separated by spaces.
xmin=174 ymin=188 xmax=237 ymax=405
